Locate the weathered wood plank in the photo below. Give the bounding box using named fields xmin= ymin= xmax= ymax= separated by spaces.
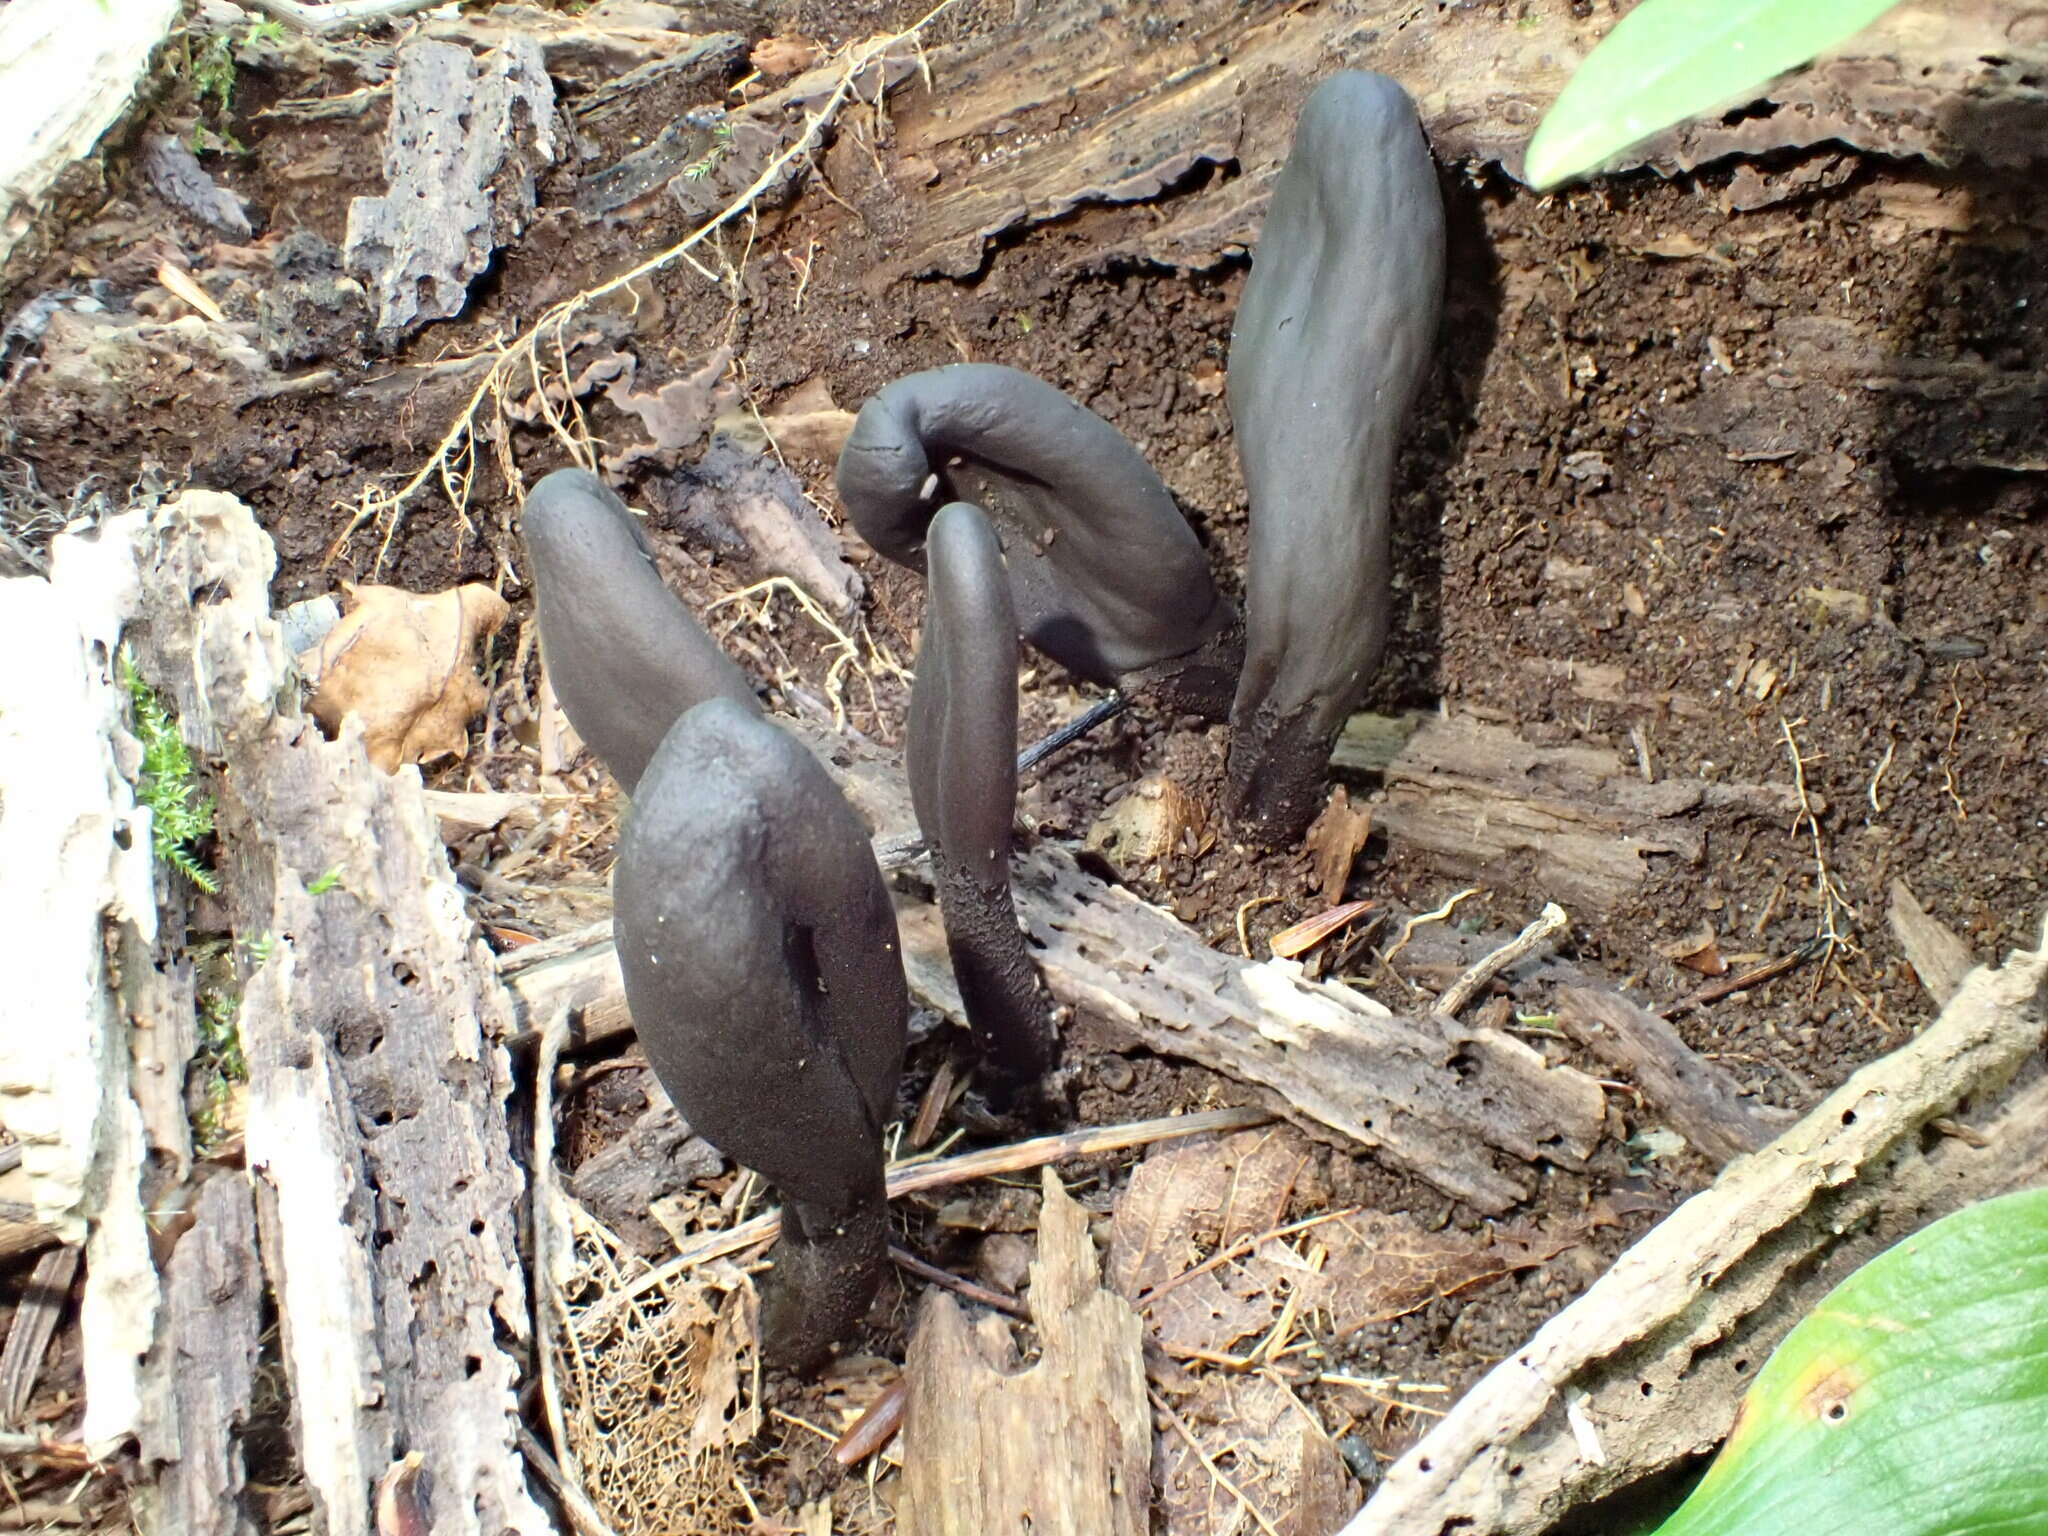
xmin=900 ymin=1170 xmax=1148 ymax=1536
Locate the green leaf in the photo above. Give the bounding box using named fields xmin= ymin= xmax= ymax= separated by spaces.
xmin=1651 ymin=1187 xmax=2048 ymax=1536
xmin=1524 ymin=0 xmax=1908 ymax=190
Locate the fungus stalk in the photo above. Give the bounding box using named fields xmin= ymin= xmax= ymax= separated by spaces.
xmin=521 ymin=467 xmax=758 ymax=794
xmin=837 ymin=363 xmax=1241 ymax=719
xmin=615 ymin=698 xmax=908 ymax=1371
xmin=908 ymin=503 xmax=1058 ymax=1105
xmin=1225 ymin=72 xmax=1445 ymax=845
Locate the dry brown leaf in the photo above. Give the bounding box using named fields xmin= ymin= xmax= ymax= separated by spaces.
xmin=1109 ymin=1127 xmax=1313 ymax=1298
xmin=1274 ymin=1211 xmax=1574 ymax=1336
xmin=1154 ymin=1375 xmax=1356 ymax=1536
xmin=1304 ymin=784 xmax=1373 ymax=906
xmin=1149 ymin=1268 xmax=1275 ymax=1356
xmin=1269 ymin=899 xmax=1373 ymax=960
xmin=750 ymin=33 xmax=821 ymax=76
xmin=1085 ymin=773 xmax=1206 ymax=869
xmin=1656 ymin=925 xmax=1727 ymax=976
xmin=309 ymin=582 xmax=510 ymax=773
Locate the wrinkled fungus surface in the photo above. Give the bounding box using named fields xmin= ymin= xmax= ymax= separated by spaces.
xmin=907 ymin=502 xmax=1058 ymax=1101
xmin=614 ymin=697 xmax=908 ymax=1370
xmin=521 ymin=467 xmax=758 ymax=793
xmin=1226 ymin=71 xmax=1445 ymax=844
xmin=836 ymin=362 xmax=1238 ymax=715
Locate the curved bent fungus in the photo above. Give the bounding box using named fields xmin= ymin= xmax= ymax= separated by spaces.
xmin=520 ymin=467 xmax=758 ymax=793
xmin=836 ymin=362 xmax=1240 ymax=717
xmin=907 ymin=502 xmax=1058 ymax=1102
xmin=614 ymin=696 xmax=907 ymax=1371
xmin=1225 ymin=72 xmax=1445 ymax=845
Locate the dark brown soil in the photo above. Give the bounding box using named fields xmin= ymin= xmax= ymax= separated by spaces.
xmin=4 ymin=0 xmax=2043 ymax=1523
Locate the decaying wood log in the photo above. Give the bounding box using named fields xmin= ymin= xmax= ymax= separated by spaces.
xmin=1553 ymin=988 xmax=1794 ymax=1167
xmin=899 ymin=1169 xmax=1148 ymax=1536
xmin=136 ymin=1175 xmax=262 ymax=1536
xmin=873 ymin=0 xmax=2043 ymax=283
xmin=143 ymin=495 xmax=549 ymax=1536
xmin=504 ymin=737 xmax=1610 ymax=1215
xmin=1370 ymin=714 xmax=1804 ymax=920
xmin=0 ymin=0 xmax=181 ymax=274
xmin=18 ymin=493 xmax=551 ymax=1535
xmin=1343 ymin=910 xmax=2048 ymax=1536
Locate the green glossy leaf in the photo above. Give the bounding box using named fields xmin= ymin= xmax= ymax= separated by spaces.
xmin=1652 ymin=1187 xmax=2048 ymax=1536
xmin=1525 ymin=0 xmax=1908 ymax=190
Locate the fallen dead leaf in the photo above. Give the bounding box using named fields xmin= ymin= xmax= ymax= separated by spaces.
xmin=1269 ymin=899 xmax=1373 ymax=961
xmin=309 ymin=582 xmax=510 ymax=773
xmin=1274 ymin=1211 xmax=1576 ymax=1336
xmin=1657 ymin=924 xmax=1727 ymax=976
xmin=1085 ymin=774 xmax=1206 ymax=869
xmin=1109 ymin=1128 xmax=1314 ymax=1299
xmin=750 ymin=32 xmax=821 ymax=76
xmin=1155 ymin=1375 xmax=1355 ymax=1536
xmin=1304 ymin=784 xmax=1373 ymax=907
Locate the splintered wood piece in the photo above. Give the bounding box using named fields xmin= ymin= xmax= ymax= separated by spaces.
xmin=0 ymin=1245 xmax=80 ymax=1422
xmin=899 ymin=1170 xmax=1148 ymax=1536
xmin=137 ymin=1176 xmax=262 ymax=1536
xmin=1554 ymin=988 xmax=1794 ymax=1166
xmin=1372 ymin=714 xmax=1804 ymax=919
xmin=1344 ymin=911 xmax=2048 ymax=1536
xmin=1887 ymin=878 xmax=1977 ymax=1005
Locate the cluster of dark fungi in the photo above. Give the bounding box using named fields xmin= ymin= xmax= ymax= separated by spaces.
xmin=521 ymin=72 xmax=1444 ymax=1370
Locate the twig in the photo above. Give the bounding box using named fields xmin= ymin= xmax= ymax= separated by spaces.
xmin=0 ymin=1433 xmax=89 ymax=1467
xmin=1151 ymin=1390 xmax=1282 ymax=1536
xmin=530 ymin=1008 xmax=582 ymax=1493
xmin=516 ymin=1425 xmax=621 ymax=1536
xmin=1236 ymin=895 xmax=1282 ymax=959
xmin=1662 ymin=939 xmax=1827 ymax=1019
xmin=241 ymin=0 xmax=444 ymax=35
xmin=1382 ymin=888 xmax=1481 ymax=965
xmin=890 ymin=1245 xmax=1029 ymax=1320
xmin=1867 ymin=737 xmax=1895 ymax=815
xmin=1780 ymin=716 xmax=1857 ymax=959
xmin=1016 ymin=693 xmax=1129 ymax=775
xmin=832 ymin=1379 xmax=907 ymax=1467
xmin=1434 ymin=902 xmax=1568 ymax=1018
xmin=601 ymin=1106 xmax=1270 ymax=1313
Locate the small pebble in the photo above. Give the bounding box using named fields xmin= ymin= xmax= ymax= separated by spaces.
xmin=1096 ymin=1056 xmax=1135 ymax=1092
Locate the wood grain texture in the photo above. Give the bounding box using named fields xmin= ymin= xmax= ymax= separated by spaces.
xmin=899 ymin=1169 xmax=1148 ymax=1536
xmin=124 ymin=492 xmax=550 ymax=1536
xmin=136 ymin=1175 xmax=262 ymax=1536
xmin=1554 ymin=988 xmax=1793 ymax=1166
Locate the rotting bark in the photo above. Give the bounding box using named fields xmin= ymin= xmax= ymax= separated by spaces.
xmin=898 ymin=1169 xmax=1148 ymax=1536
xmin=135 ymin=1175 xmax=262 ymax=1536
xmin=342 ymin=35 xmax=558 ymax=338
xmin=1553 ymin=988 xmax=1794 ymax=1167
xmin=1368 ymin=713 xmax=1806 ymax=920
xmin=102 ymin=492 xmax=550 ymax=1536
xmin=870 ymin=0 xmax=2044 ymax=283
xmin=1342 ymin=912 xmax=2048 ymax=1536
xmin=505 ymin=722 xmax=1611 ymax=1215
